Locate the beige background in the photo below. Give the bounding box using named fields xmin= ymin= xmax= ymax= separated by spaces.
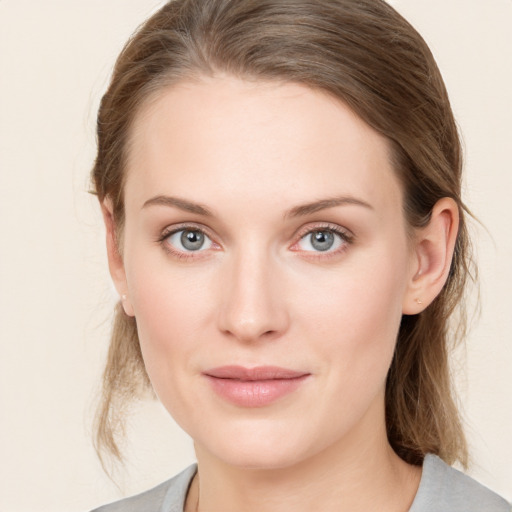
xmin=0 ymin=1 xmax=510 ymax=510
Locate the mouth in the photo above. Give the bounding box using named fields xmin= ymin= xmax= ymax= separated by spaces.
xmin=202 ymin=365 xmax=311 ymax=407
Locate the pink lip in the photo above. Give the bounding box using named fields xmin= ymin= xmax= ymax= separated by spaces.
xmin=203 ymin=365 xmax=310 ymax=407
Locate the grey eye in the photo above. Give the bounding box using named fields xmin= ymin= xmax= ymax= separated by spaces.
xmin=181 ymin=230 xmax=205 ymax=251
xmin=166 ymin=229 xmax=213 ymax=252
xmin=309 ymin=231 xmax=335 ymax=251
xmin=296 ymin=229 xmax=345 ymax=253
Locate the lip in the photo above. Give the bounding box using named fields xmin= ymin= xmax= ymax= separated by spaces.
xmin=203 ymin=365 xmax=310 ymax=407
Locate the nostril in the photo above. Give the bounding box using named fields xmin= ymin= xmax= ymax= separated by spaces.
xmin=220 ymin=321 xmax=283 ymax=344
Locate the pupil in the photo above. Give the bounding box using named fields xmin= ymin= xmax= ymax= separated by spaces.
xmin=181 ymin=230 xmax=204 ymax=250
xmin=311 ymin=231 xmax=334 ymax=251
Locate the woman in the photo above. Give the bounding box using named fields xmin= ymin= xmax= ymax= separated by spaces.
xmin=90 ymin=0 xmax=510 ymax=510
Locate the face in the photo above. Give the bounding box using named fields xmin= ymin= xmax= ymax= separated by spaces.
xmin=115 ymin=76 xmax=417 ymax=469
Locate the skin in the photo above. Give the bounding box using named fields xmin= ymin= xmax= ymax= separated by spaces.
xmin=104 ymin=75 xmax=459 ymax=512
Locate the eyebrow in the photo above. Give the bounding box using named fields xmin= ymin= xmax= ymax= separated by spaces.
xmin=285 ymin=196 xmax=373 ymax=218
xmin=142 ymin=195 xmax=213 ymax=216
xmin=141 ymin=194 xmax=372 ymax=218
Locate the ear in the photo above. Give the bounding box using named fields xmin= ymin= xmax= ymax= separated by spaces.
xmin=402 ymin=197 xmax=459 ymax=315
xmin=101 ymin=199 xmax=135 ymax=317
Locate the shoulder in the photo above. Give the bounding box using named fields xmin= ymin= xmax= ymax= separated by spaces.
xmin=90 ymin=464 xmax=197 ymax=512
xmin=410 ymin=454 xmax=510 ymax=512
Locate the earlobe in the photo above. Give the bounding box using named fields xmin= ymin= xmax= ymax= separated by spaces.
xmin=402 ymin=198 xmax=459 ymax=315
xmin=101 ymin=199 xmax=135 ymax=317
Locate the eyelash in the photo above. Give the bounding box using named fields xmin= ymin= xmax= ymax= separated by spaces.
xmin=157 ymin=223 xmax=217 ymax=260
xmin=157 ymin=223 xmax=354 ymax=260
xmin=291 ymin=223 xmax=354 ymax=259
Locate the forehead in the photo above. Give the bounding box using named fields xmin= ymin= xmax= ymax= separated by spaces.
xmin=124 ymin=76 xmax=403 ymax=215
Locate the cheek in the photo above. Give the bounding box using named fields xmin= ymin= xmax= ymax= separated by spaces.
xmin=130 ymin=278 xmax=209 ymax=427
xmin=295 ymin=244 xmax=409 ymax=386
xmin=123 ymin=247 xmax=216 ymax=398
xmin=134 ymin=278 xmax=210 ymax=341
xmin=301 ymin=244 xmax=406 ymax=327
xmin=125 ymin=229 xmax=214 ymax=330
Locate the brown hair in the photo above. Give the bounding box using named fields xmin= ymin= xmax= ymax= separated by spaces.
xmin=92 ymin=0 xmax=473 ymax=468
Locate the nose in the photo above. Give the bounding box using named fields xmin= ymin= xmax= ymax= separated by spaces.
xmin=216 ymin=248 xmax=290 ymax=343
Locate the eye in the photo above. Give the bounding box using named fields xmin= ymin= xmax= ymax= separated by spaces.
xmin=295 ymin=228 xmax=348 ymax=253
xmin=165 ymin=229 xmax=213 ymax=252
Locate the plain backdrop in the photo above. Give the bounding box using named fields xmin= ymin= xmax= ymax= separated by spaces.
xmin=0 ymin=1 xmax=511 ymax=511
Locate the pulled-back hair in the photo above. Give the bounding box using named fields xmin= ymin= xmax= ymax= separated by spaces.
xmin=92 ymin=0 xmax=473 ymax=468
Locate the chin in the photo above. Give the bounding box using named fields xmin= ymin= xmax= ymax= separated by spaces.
xmin=211 ymin=444 xmax=305 ymax=471
xmin=194 ymin=416 xmax=326 ymax=471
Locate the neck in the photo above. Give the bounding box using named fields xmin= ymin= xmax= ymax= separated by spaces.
xmin=186 ymin=407 xmax=421 ymax=512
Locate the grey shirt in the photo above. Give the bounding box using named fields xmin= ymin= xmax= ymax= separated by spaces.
xmin=91 ymin=454 xmax=510 ymax=511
